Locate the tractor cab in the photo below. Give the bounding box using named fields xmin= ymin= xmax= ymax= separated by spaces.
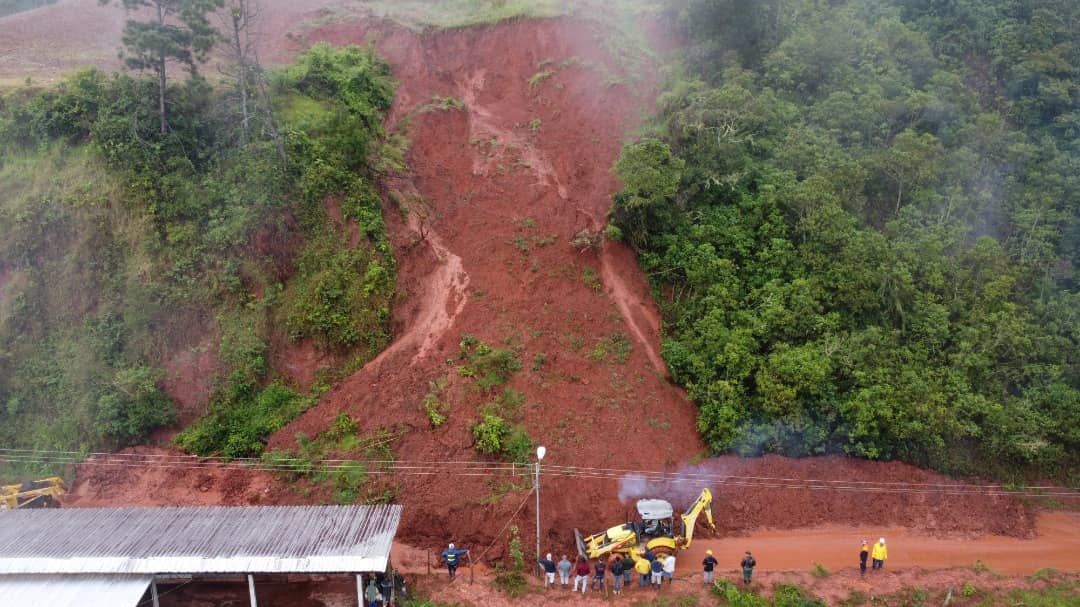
xmin=636 ymin=499 xmax=675 ymax=541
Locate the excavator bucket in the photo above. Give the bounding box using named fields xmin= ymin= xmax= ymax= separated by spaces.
xmin=574 ymin=528 xmax=588 ymax=558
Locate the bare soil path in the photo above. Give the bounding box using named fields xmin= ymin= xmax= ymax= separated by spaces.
xmin=678 ymin=511 xmax=1080 ymax=577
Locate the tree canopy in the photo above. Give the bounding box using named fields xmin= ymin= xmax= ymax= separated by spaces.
xmin=614 ymin=0 xmax=1080 ymax=479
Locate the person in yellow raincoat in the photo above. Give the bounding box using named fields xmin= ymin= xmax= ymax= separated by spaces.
xmin=871 ymin=537 xmax=888 ymax=571
xmin=635 ymin=554 xmax=652 ymax=588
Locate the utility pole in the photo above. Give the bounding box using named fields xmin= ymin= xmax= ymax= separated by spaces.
xmin=535 ymin=445 xmax=546 ymax=564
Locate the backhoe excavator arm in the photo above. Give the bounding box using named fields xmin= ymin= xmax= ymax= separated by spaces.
xmin=678 ymin=488 xmax=715 ymax=549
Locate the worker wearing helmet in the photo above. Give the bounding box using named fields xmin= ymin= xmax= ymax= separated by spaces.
xmin=702 ymin=549 xmax=718 ymax=585
xmin=441 ymin=543 xmax=469 ymax=579
xmin=871 ymin=538 xmax=888 ymax=571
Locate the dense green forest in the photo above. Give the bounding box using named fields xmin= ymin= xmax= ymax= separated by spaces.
xmin=613 ymin=0 xmax=1079 ymax=479
xmin=0 ymin=43 xmax=398 ymax=476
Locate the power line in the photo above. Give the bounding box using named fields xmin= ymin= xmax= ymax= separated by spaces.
xmin=3 ymin=447 xmax=1078 ymax=499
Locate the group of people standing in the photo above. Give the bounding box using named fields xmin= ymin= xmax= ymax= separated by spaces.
xmin=702 ymin=549 xmax=756 ymax=585
xmin=441 ymin=536 xmax=890 ymax=596
xmin=859 ymin=538 xmax=888 ymax=575
xmin=536 ymin=551 xmax=677 ymax=594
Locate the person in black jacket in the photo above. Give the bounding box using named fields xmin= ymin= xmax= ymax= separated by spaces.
xmin=610 ymin=556 xmax=625 ymax=595
xmin=859 ymin=540 xmax=869 ymax=576
xmin=702 ymin=549 xmax=718 ymax=585
xmin=591 ymin=558 xmax=607 ymax=592
xmin=537 ymin=553 xmax=557 ymax=588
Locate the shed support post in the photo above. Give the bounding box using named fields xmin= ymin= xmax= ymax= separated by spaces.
xmin=356 ymin=573 xmax=363 ymax=606
xmin=151 ymin=578 xmax=159 ymax=607
xmin=248 ymin=574 xmax=257 ymax=607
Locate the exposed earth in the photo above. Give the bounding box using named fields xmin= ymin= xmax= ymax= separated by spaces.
xmin=2 ymin=0 xmax=1078 ymax=605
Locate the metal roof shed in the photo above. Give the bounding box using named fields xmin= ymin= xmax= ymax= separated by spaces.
xmin=0 ymin=505 xmax=403 ymax=607
xmin=0 ymin=574 xmax=154 ymax=607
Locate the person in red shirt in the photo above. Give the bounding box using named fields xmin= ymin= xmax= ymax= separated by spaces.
xmin=573 ymin=557 xmax=591 ymax=594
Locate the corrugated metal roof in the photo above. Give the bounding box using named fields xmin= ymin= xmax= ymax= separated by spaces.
xmin=0 ymin=505 xmax=401 ymax=575
xmin=0 ymin=574 xmax=152 ymax=607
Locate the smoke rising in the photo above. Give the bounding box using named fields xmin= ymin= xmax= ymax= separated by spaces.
xmin=616 ymin=461 xmax=732 ymax=507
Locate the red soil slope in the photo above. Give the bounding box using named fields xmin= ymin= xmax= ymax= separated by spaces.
xmin=276 ymin=15 xmax=708 ymax=552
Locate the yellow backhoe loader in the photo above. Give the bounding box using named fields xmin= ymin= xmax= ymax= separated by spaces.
xmin=0 ymin=477 xmax=65 ymax=510
xmin=575 ymin=488 xmax=715 ymax=561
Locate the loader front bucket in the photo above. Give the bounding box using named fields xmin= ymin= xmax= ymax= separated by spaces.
xmin=574 ymin=528 xmax=588 ymax=558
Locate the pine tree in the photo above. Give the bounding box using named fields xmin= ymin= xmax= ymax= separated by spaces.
xmin=101 ymin=0 xmax=223 ymax=134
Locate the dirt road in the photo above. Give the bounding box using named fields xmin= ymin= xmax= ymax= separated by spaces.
xmin=681 ymin=511 xmax=1080 ymax=576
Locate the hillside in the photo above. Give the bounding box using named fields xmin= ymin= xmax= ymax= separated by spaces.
xmin=0 ymin=3 xmax=1078 ymax=605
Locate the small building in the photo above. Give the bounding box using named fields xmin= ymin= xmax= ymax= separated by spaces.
xmin=0 ymin=504 xmax=402 ymax=606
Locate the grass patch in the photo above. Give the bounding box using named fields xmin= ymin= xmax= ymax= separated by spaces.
xmin=1005 ymin=582 xmax=1079 ymax=607
xmin=582 ymin=266 xmax=603 ymax=291
xmin=589 ymin=333 xmax=632 ymax=363
xmin=422 ymin=376 xmax=450 ymax=428
xmin=457 ymin=334 xmax=522 ymax=393
xmin=357 ymin=0 xmax=562 ymax=30
xmin=419 ymin=95 xmax=465 ymax=112
xmin=1030 ymin=568 xmax=1061 ymax=582
xmin=0 ymin=0 xmax=57 ymax=18
xmin=528 ymin=70 xmax=554 ymax=88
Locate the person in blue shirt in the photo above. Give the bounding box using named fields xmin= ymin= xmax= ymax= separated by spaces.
xmin=440 ymin=543 xmax=469 ymax=579
xmin=650 ymin=556 xmax=664 ymax=587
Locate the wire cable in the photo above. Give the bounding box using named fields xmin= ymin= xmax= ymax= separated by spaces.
xmin=2 ymin=448 xmax=1078 ymax=499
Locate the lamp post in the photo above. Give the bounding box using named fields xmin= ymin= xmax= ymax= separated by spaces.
xmin=535 ymin=445 xmax=546 ymax=562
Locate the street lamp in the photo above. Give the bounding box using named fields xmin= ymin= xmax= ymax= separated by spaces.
xmin=535 ymin=445 xmax=546 ymax=562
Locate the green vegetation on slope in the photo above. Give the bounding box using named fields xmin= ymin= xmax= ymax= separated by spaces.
xmin=0 ymin=43 xmax=399 ymax=477
xmin=613 ymin=0 xmax=1080 ymax=479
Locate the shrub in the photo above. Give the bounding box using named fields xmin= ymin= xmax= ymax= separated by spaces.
xmin=773 ymin=584 xmax=826 ymax=607
xmin=471 ymin=412 xmax=533 ymax=463
xmin=961 ymin=582 xmax=977 ymax=597
xmin=712 ymin=580 xmax=769 ymax=607
xmin=493 ymin=525 xmax=528 ymax=597
xmin=424 ymin=394 xmax=447 ymax=427
xmin=283 ymin=230 xmax=393 ymax=351
xmin=94 ymin=366 xmax=177 ymax=447
xmin=176 ymin=381 xmax=312 ymax=459
xmin=501 ymin=428 xmax=533 ymax=464
xmin=473 ymin=414 xmax=511 ymax=454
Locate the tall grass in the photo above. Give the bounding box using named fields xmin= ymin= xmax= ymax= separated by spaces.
xmin=357 ymin=0 xmax=563 ymax=30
